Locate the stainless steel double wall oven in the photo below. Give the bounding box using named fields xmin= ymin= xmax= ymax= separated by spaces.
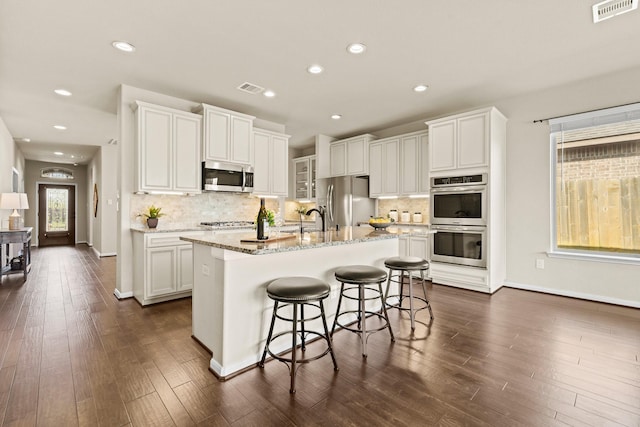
xmin=430 ymin=174 xmax=487 ymax=268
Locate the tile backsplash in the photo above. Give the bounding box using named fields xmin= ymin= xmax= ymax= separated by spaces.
xmin=131 ymin=193 xmax=281 ymax=226
xmin=377 ymin=197 xmax=430 ymax=224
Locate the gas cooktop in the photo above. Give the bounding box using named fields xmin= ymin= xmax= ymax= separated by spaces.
xmin=200 ymin=221 xmax=254 ymax=227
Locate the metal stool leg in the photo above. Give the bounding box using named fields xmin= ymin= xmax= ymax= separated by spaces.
xmin=290 ymin=303 xmax=298 ymax=393
xmin=408 ymin=271 xmax=416 ymax=330
xmin=259 ymin=300 xmax=278 ymax=368
xmin=359 ymin=284 xmax=367 ymax=357
xmin=319 ymin=300 xmax=339 ymax=371
xmin=300 ymin=304 xmax=306 ymax=351
xmin=331 ymin=283 xmax=345 ymax=337
xmin=378 ymin=281 xmax=395 ymax=342
xmin=421 ymin=270 xmax=434 ymax=320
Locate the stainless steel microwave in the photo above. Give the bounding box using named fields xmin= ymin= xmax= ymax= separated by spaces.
xmin=201 ymin=161 xmax=254 ymax=192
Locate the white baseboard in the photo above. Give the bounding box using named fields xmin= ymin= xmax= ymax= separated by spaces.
xmin=114 ymin=289 xmax=133 ymax=299
xmin=503 ymin=281 xmax=640 ymax=309
xmin=91 ymin=246 xmax=117 ymax=258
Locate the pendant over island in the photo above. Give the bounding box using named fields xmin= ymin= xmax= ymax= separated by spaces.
xmin=180 ymin=226 xmax=399 ymax=379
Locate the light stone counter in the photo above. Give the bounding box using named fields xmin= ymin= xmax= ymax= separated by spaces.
xmin=180 ymin=226 xmax=397 ymax=255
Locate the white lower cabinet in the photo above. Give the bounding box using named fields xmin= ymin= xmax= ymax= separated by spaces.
xmin=133 ymin=230 xmax=203 ymax=305
xmin=398 ymin=233 xmax=431 ymax=279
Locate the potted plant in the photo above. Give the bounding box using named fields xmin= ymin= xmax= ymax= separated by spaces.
xmin=140 ymin=205 xmax=165 ymax=228
xmin=295 ymin=205 xmax=307 ymax=229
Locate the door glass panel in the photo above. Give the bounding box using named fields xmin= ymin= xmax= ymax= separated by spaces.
xmin=46 ymin=188 xmax=68 ymax=232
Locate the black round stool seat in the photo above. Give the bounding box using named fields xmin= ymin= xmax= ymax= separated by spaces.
xmin=334 ymin=265 xmax=387 ymax=284
xmin=267 ymin=277 xmax=330 ymax=302
xmin=259 ymin=276 xmax=338 ymax=394
xmin=384 ymin=256 xmax=429 ymax=271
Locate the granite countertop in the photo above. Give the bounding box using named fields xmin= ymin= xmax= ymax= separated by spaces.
xmin=180 ymin=226 xmax=399 ymax=255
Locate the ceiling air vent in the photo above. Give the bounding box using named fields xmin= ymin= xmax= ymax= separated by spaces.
xmin=237 ymin=82 xmax=264 ymax=95
xmin=592 ymin=0 xmax=637 ymax=22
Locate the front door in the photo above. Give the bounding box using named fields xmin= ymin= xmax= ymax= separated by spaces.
xmin=38 ymin=184 xmax=76 ymax=247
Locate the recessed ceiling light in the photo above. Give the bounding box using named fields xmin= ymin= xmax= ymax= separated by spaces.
xmin=21 ymin=138 xmax=31 ymax=142
xmin=347 ymin=43 xmax=366 ymax=54
xmin=112 ymin=41 xmax=136 ymax=53
xmin=331 ymin=114 xmax=342 ymax=120
xmin=263 ymin=90 xmax=276 ymax=98
xmin=307 ymin=64 xmax=324 ymax=74
xmin=413 ymin=84 xmax=429 ymax=92
xmin=54 ymin=88 xmax=72 ymax=97
xmin=53 ymin=125 xmax=67 ymax=130
xmin=54 ymin=152 xmax=64 ymax=156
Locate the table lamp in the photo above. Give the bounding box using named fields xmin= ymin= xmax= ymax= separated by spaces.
xmin=0 ymin=192 xmax=29 ymax=230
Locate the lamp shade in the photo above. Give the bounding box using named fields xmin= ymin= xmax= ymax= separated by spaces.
xmin=0 ymin=192 xmax=29 ymax=210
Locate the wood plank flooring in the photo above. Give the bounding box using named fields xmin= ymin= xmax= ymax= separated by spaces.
xmin=1 ymin=245 xmax=639 ymax=426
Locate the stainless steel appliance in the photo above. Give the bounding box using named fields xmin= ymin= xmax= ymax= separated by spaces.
xmin=201 ymin=161 xmax=254 ymax=192
xmin=317 ymin=176 xmax=375 ymax=230
xmin=430 ymin=173 xmax=488 ymax=267
xmin=430 ymin=173 xmax=487 ymax=226
xmin=430 ymin=225 xmax=487 ymax=268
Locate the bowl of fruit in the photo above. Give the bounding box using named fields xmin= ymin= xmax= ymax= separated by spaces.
xmin=368 ymin=217 xmax=392 ymax=229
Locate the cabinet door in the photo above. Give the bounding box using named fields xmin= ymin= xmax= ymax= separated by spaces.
xmin=400 ymin=136 xmax=419 ymax=194
xmin=203 ymin=109 xmax=230 ymax=161
xmin=429 ymin=120 xmax=456 ymax=172
xmin=457 ymin=112 xmax=488 ymax=169
xmin=252 ymin=132 xmax=270 ymax=194
xmin=419 ymin=133 xmax=430 ymax=193
xmin=146 ymin=247 xmax=177 ymax=297
xmin=294 ymin=158 xmax=310 ymax=200
xmin=329 ymin=142 xmax=346 ymax=177
xmin=176 ymin=245 xmax=193 ymax=292
xmin=399 ymin=236 xmax=409 ymax=257
xmin=409 ymin=236 xmax=429 ymax=261
xmin=369 ymin=143 xmax=383 ymax=197
xmin=346 ymin=137 xmax=368 ymax=175
xmin=138 ymin=107 xmax=172 ymax=191
xmin=173 ymin=113 xmax=201 ymax=193
xmin=383 ymin=139 xmax=399 ymax=194
xmin=230 ymin=116 xmax=252 ymax=165
xmin=270 ymin=135 xmax=289 ymax=196
xmin=310 ymin=157 xmax=317 ymax=199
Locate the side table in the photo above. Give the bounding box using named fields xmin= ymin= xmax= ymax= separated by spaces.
xmin=0 ymin=227 xmax=32 ymax=281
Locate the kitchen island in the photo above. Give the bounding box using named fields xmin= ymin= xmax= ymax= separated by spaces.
xmin=180 ymin=226 xmax=399 ymax=379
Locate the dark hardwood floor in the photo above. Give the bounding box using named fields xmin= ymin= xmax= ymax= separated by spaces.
xmin=1 ymin=245 xmax=639 ymax=426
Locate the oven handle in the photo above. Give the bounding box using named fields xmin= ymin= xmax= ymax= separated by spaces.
xmin=430 ymin=185 xmax=486 ymax=193
xmin=431 ymin=225 xmax=486 ymax=232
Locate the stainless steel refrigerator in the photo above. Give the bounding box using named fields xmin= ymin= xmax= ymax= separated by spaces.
xmin=316 ymin=176 xmax=376 ymax=230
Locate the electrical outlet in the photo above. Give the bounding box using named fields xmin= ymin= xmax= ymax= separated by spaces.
xmin=536 ymin=259 xmax=545 ymax=269
xmin=202 ymin=264 xmax=210 ymax=276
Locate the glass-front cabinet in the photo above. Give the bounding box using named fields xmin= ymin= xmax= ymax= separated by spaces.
xmin=293 ymin=155 xmax=316 ymax=201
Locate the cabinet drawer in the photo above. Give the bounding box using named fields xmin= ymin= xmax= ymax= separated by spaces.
xmin=146 ymin=231 xmax=204 ymax=248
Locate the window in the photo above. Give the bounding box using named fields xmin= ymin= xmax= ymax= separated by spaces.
xmin=550 ymin=103 xmax=640 ymax=262
xmin=41 ymin=167 xmax=73 ymax=179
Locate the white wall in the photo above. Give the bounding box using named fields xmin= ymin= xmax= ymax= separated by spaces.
xmin=496 ymin=65 xmax=640 ymax=307
xmin=0 ymin=117 xmax=25 ymax=227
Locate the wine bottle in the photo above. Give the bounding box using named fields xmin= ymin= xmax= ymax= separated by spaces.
xmin=256 ymin=198 xmax=269 ymax=240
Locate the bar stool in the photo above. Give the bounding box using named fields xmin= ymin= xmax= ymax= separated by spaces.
xmin=331 ymin=265 xmax=395 ymax=357
xmin=258 ymin=276 xmax=339 ymax=393
xmin=384 ymin=256 xmax=434 ymax=330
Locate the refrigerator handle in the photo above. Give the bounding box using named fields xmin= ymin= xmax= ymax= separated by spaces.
xmin=327 ymin=184 xmax=334 ymax=223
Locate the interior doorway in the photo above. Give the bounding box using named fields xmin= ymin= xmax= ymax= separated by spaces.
xmin=38 ymin=183 xmax=76 ymax=247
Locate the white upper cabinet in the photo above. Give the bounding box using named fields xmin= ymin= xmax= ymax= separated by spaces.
xmin=134 ymin=101 xmax=201 ymax=194
xmin=427 ymin=107 xmax=504 ymax=175
xmin=253 ymin=128 xmax=290 ymax=197
xmin=195 ymin=103 xmax=255 ymax=165
xmin=292 ymin=155 xmax=316 ymax=200
xmin=369 ymin=131 xmax=428 ymax=197
xmin=369 ymin=138 xmax=399 ymax=197
xmin=329 ymin=134 xmax=376 ymax=177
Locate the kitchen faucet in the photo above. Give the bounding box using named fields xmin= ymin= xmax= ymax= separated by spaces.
xmin=305 ymin=206 xmax=327 ymax=232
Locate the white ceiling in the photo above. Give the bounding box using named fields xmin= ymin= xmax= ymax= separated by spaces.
xmin=2 ymin=1 xmax=640 ymax=165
